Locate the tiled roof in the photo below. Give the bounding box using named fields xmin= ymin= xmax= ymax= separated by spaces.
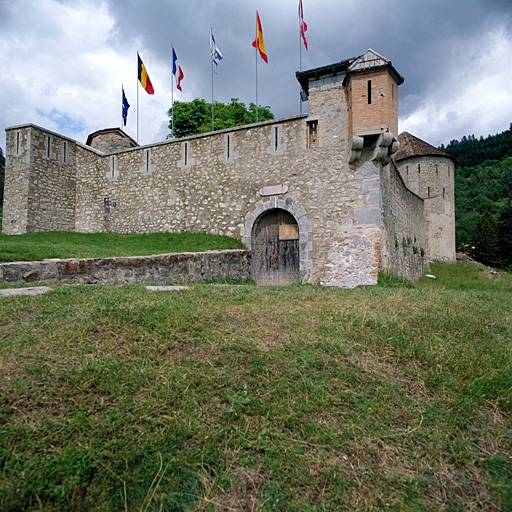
xmin=296 ymin=49 xmax=404 ymax=95
xmin=348 ymin=48 xmax=404 ymax=84
xmin=394 ymin=132 xmax=456 ymax=163
xmin=296 ymin=56 xmax=356 ymax=92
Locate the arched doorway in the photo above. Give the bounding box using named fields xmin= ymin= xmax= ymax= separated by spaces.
xmin=252 ymin=209 xmax=300 ymax=285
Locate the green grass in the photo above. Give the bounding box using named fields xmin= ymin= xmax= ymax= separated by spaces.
xmin=0 ymin=231 xmax=245 ymax=262
xmin=0 ymin=263 xmax=511 ymax=510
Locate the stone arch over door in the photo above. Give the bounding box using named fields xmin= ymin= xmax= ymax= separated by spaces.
xmin=242 ymin=198 xmax=312 ymax=285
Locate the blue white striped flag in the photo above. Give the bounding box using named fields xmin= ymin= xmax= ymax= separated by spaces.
xmin=211 ymin=32 xmax=223 ymax=70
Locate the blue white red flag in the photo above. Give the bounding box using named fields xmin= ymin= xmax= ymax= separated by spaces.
xmin=172 ymin=48 xmax=184 ymax=91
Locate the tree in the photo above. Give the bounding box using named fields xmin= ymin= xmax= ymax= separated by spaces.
xmin=473 ymin=212 xmax=499 ymax=266
xmin=168 ymin=98 xmax=274 ymax=139
xmin=497 ymin=201 xmax=512 ymax=268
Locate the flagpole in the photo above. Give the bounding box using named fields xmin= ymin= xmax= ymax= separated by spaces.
xmin=299 ymin=32 xmax=302 ymax=72
xmin=299 ymin=32 xmax=302 ymax=114
xmin=136 ymin=54 xmax=139 ymax=143
xmin=171 ymin=43 xmax=174 ymax=138
xmin=299 ymin=1 xmax=303 ymax=73
xmin=299 ymin=19 xmax=303 ymax=114
xmin=255 ymin=11 xmax=258 ymax=123
xmin=211 ymin=28 xmax=214 ymax=131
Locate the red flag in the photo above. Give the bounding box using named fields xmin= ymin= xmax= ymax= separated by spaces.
xmin=252 ymin=11 xmax=268 ymax=63
xmin=299 ymin=0 xmax=308 ymax=50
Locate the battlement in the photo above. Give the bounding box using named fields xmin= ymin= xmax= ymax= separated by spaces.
xmin=2 ymin=50 xmax=454 ymax=287
xmin=3 ymin=125 xmax=77 ymax=233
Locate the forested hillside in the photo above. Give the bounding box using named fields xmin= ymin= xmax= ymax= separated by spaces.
xmin=441 ymin=124 xmax=512 ymax=268
xmin=440 ymin=123 xmax=512 ymax=168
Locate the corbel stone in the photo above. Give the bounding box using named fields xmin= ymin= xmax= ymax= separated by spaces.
xmin=349 ymin=135 xmax=364 ymax=164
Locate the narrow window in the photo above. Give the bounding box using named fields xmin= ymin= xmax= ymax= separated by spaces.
xmin=227 ymin=135 xmax=230 ymax=159
xmin=110 ymin=156 xmax=116 ymax=177
xmin=406 ymin=165 xmax=409 ymax=176
xmin=443 ymin=187 xmax=446 ymax=198
xmin=367 ymin=80 xmax=372 ymax=104
xmin=307 ymin=120 xmax=318 ymax=148
xmin=418 ymin=164 xmax=421 ymax=174
xmin=63 ymin=141 xmax=67 ymax=163
xmin=427 ymin=186 xmax=430 ymax=197
xmin=274 ymin=126 xmax=279 ymax=151
xmin=392 ymin=83 xmax=394 ymax=101
xmin=47 ymin=136 xmax=51 ymax=158
xmin=16 ymin=132 xmax=20 ymax=154
xmin=184 ymin=142 xmax=188 ymax=166
xmin=146 ymin=150 xmax=150 ymax=172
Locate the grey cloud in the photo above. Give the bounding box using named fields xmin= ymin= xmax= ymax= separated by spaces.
xmin=1 ymin=0 xmax=511 ymax=151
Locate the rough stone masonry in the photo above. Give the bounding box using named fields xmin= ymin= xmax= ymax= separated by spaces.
xmin=2 ymin=49 xmax=455 ymax=287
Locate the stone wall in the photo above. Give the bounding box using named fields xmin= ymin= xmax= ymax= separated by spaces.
xmin=4 ymin=77 xmax=387 ymax=287
xmin=395 ymin=155 xmax=456 ymax=262
xmin=380 ymin=159 xmax=429 ymax=279
xmin=3 ymin=53 xmax=438 ymax=287
xmin=2 ymin=112 xmax=417 ymax=287
xmin=320 ymin=157 xmax=382 ymax=287
xmin=0 ymin=249 xmax=250 ymax=286
xmin=3 ymin=125 xmax=77 ymax=233
xmin=2 ymin=127 xmax=30 ymax=234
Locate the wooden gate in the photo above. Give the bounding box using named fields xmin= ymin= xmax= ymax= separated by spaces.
xmin=252 ymin=209 xmax=300 ymax=285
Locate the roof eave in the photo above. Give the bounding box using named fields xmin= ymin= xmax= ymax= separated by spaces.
xmin=394 ymin=152 xmax=457 ymax=165
xmin=347 ymin=64 xmax=404 ymax=85
xmin=296 ymin=57 xmax=356 ymax=94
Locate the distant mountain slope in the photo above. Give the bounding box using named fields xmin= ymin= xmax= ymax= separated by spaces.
xmin=442 ymin=124 xmax=512 ymax=267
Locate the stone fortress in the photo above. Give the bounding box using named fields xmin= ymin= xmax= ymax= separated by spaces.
xmin=2 ymin=49 xmax=456 ymax=287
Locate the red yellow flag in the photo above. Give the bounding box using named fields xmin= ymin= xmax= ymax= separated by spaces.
xmin=252 ymin=11 xmax=268 ymax=63
xmin=137 ymin=53 xmax=155 ymax=95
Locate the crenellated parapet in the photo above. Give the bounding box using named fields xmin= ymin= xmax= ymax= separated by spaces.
xmin=2 ymin=49 xmax=453 ymax=286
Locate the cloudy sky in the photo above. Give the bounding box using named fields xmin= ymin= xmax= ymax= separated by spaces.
xmin=1 ymin=0 xmax=511 ymax=154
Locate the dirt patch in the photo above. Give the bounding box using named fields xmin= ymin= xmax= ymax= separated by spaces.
xmin=214 ymin=466 xmax=266 ymax=511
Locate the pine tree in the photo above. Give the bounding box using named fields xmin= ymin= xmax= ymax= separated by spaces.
xmin=473 ymin=212 xmax=499 ymax=266
xmin=498 ymin=202 xmax=512 ymax=268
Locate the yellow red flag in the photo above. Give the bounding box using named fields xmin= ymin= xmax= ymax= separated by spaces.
xmin=252 ymin=11 xmax=268 ymax=63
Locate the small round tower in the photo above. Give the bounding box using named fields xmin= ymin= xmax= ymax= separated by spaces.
xmin=86 ymin=128 xmax=138 ymax=153
xmin=394 ymin=132 xmax=456 ymax=262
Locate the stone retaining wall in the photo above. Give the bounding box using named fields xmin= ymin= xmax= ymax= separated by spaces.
xmin=0 ymin=250 xmax=251 ymax=286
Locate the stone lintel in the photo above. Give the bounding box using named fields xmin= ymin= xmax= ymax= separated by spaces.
xmin=259 ymin=184 xmax=288 ymax=197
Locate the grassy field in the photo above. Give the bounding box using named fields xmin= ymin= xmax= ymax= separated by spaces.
xmin=0 ymin=231 xmax=245 ymax=262
xmin=0 ymin=263 xmax=511 ymax=511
